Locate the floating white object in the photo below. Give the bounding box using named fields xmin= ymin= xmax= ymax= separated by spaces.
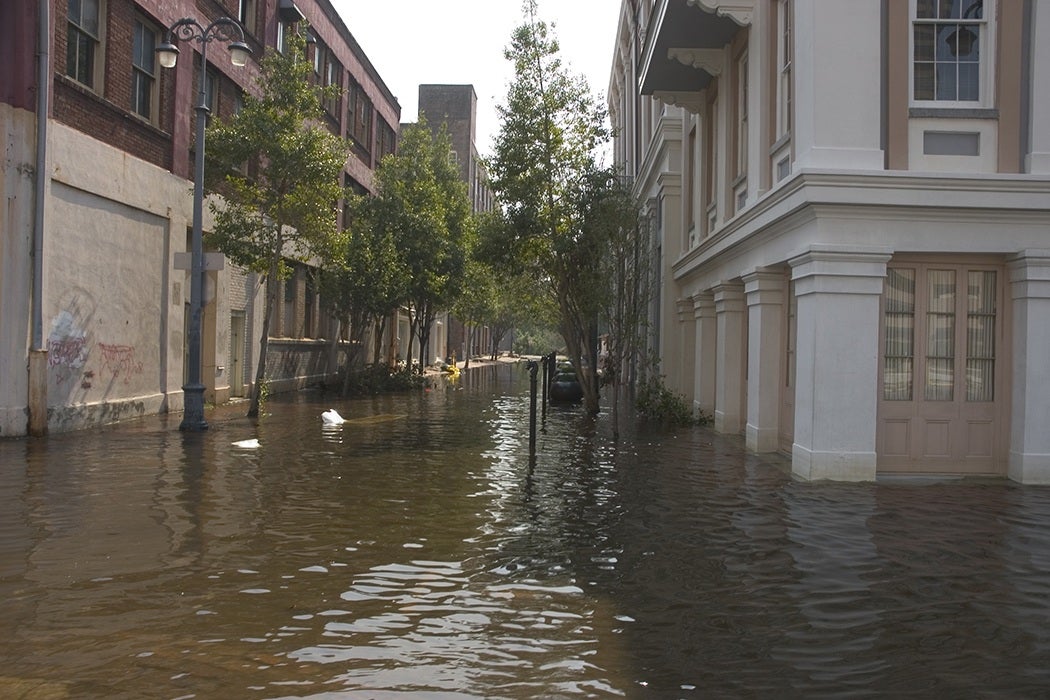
xmin=232 ymin=438 xmax=260 ymax=448
xmin=321 ymin=408 xmax=346 ymax=425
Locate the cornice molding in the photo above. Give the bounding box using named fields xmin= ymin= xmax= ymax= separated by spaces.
xmin=686 ymin=0 xmax=753 ymax=25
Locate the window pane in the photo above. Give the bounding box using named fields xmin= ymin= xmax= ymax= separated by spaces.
xmin=883 ymin=269 xmax=915 ymax=401
xmin=961 ymin=0 xmax=982 ymax=19
xmin=83 ymin=0 xmax=99 ymax=34
xmin=958 ymin=62 xmax=979 ymax=101
xmin=937 ymin=0 xmax=955 ymax=19
xmin=916 ymin=0 xmax=936 ymax=18
xmin=966 ymin=271 xmax=995 ymax=401
xmin=928 ymin=270 xmax=955 ymax=312
xmin=885 ymin=268 xmax=915 ymax=313
xmin=885 ymin=357 xmax=913 ymax=401
xmin=926 ymin=358 xmax=954 ymax=401
xmin=925 ymin=270 xmax=955 ymax=401
xmin=914 ymin=63 xmax=934 ymax=100
xmin=967 ymin=271 xmax=996 ymax=313
xmin=967 ymin=359 xmax=993 ymax=401
xmin=915 ymin=25 xmax=935 ymax=62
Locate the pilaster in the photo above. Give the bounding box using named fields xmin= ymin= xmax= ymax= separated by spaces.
xmin=693 ymin=292 xmax=717 ymax=417
xmin=788 ymin=247 xmax=891 ymax=481
xmin=743 ymin=269 xmax=784 ymax=453
xmin=1008 ymin=250 xmax=1050 ymax=482
xmin=713 ymin=281 xmax=746 ymax=435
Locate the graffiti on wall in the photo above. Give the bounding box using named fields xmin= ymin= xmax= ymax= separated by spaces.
xmin=49 ymin=308 xmax=144 ymax=387
xmin=47 ymin=310 xmax=89 ymax=383
xmin=97 ymin=343 xmax=143 ymax=383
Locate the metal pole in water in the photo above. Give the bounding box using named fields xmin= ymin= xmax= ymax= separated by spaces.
xmin=527 ymin=360 xmax=538 ymax=456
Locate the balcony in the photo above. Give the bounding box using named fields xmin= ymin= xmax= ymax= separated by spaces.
xmin=639 ymin=0 xmax=751 ymax=111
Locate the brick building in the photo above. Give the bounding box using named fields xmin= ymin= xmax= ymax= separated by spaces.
xmin=1 ymin=0 xmax=399 ymax=436
xmin=415 ymin=84 xmax=497 ymax=364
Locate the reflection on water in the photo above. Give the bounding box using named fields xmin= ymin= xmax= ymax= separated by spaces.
xmin=2 ymin=363 xmax=1050 ymax=698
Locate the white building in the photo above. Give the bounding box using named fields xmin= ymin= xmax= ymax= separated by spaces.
xmin=609 ymin=0 xmax=1050 ymax=481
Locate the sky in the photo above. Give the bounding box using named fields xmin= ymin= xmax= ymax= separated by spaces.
xmin=328 ymin=0 xmax=622 ymax=158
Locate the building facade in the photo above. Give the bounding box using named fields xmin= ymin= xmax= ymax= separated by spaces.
xmin=417 ymin=84 xmax=495 ymax=364
xmin=609 ymin=0 xmax=1050 ymax=481
xmin=1 ymin=0 xmax=399 ymax=436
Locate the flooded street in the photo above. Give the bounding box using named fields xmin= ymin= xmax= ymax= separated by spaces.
xmin=3 ymin=362 xmax=1050 ymax=698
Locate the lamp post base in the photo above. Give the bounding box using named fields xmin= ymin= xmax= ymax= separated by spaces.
xmin=179 ymin=383 xmax=209 ymax=431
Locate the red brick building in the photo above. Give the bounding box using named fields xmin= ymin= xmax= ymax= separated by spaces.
xmin=0 ymin=0 xmax=400 ymax=435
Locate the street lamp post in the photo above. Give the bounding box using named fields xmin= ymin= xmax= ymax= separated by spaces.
xmin=156 ymin=18 xmax=250 ymax=431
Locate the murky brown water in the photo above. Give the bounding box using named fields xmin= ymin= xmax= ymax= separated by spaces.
xmin=3 ymin=362 xmax=1050 ymax=698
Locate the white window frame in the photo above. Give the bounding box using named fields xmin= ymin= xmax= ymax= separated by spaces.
xmin=909 ymin=0 xmax=995 ymax=109
xmin=67 ymin=0 xmax=105 ymax=90
xmin=131 ymin=18 xmax=158 ymax=123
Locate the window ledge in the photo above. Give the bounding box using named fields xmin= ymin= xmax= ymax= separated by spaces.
xmin=910 ymin=107 xmax=999 ymax=119
xmin=769 ymin=132 xmax=791 ymax=156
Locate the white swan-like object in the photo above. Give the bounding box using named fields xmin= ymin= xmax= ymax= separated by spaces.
xmin=232 ymin=438 xmax=260 ymax=448
xmin=321 ymin=408 xmax=346 ymax=425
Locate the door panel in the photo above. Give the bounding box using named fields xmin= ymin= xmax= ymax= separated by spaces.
xmin=877 ymin=262 xmax=1005 ymax=475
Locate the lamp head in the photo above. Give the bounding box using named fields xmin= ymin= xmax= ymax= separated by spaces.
xmin=156 ymin=42 xmax=180 ymax=69
xmin=228 ymin=41 xmax=251 ymax=67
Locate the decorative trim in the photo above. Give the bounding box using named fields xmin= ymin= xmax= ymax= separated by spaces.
xmin=652 ymin=91 xmax=703 ymax=114
xmin=687 ymin=0 xmax=753 ymax=25
xmin=669 ymin=48 xmax=725 ymax=76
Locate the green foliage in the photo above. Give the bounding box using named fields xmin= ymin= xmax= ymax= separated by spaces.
xmin=202 ymin=27 xmax=350 ymax=417
xmin=488 ymin=0 xmax=611 ymax=413
xmin=635 ymin=376 xmax=708 ymax=427
xmin=340 ymin=365 xmax=429 ymax=396
xmin=513 ymin=326 xmax=562 ymax=356
xmin=365 ymin=118 xmax=473 ymax=371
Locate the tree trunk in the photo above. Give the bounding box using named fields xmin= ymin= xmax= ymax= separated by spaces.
xmin=248 ymin=254 xmax=281 ymax=418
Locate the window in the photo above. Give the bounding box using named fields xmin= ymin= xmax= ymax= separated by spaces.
xmin=776 ymin=0 xmax=792 ymax=139
xmin=348 ymin=80 xmax=373 ymax=159
xmin=375 ymin=118 xmax=396 ymax=160
xmin=912 ymin=0 xmax=989 ymax=104
xmin=685 ymin=125 xmax=697 ymax=243
xmin=322 ymin=47 xmax=343 ymax=116
xmin=238 ymin=0 xmax=256 ymax=36
xmin=203 ymin=66 xmax=218 ymax=113
xmin=702 ymin=92 xmax=718 ymax=236
xmin=67 ymin=0 xmax=101 ymax=88
xmin=131 ymin=19 xmax=158 ymax=121
xmin=735 ymin=51 xmax=748 ymax=179
xmin=277 ymin=21 xmax=289 ymax=54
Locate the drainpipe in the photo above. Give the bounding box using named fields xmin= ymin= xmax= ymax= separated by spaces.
xmin=28 ymin=0 xmax=51 ymax=436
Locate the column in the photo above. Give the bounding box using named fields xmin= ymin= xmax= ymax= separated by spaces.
xmin=693 ymin=292 xmax=716 ymax=418
xmin=743 ymin=269 xmax=784 ymax=453
xmin=675 ymin=298 xmax=697 ymax=405
xmin=1008 ymin=251 xmax=1050 ymax=483
xmin=713 ymin=282 xmax=746 ymax=435
xmin=788 ymin=247 xmax=890 ymax=481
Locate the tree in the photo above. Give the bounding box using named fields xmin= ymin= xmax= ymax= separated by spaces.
xmin=488 ymin=0 xmax=610 ymax=413
xmin=369 ymin=119 xmax=471 ymax=373
xmin=583 ymin=172 xmax=652 ymax=436
xmin=318 ymin=202 xmax=407 ymax=394
xmin=204 ymin=30 xmax=349 ymax=417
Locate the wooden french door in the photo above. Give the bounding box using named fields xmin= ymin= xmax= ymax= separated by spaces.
xmin=877 ymin=260 xmax=1007 ymax=474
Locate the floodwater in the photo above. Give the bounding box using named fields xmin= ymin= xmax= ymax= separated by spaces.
xmin=3 ymin=362 xmax=1050 ymax=699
